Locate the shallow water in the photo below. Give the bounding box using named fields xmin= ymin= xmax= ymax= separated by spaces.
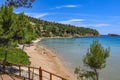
xmin=38 ymin=36 xmax=120 ymax=80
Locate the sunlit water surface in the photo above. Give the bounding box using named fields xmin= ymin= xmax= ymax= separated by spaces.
xmin=38 ymin=36 xmax=120 ymax=80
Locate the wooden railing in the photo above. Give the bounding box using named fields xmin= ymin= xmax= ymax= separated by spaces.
xmin=0 ymin=60 xmax=67 ymax=80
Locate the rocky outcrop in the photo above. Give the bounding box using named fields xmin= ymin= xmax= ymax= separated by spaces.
xmin=108 ymin=34 xmax=120 ymax=36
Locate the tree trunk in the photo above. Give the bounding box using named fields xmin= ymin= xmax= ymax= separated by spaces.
xmin=4 ymin=49 xmax=8 ymax=62
xmin=94 ymin=69 xmax=99 ymax=80
xmin=3 ymin=49 xmax=8 ymax=73
xmin=22 ymin=44 xmax=25 ymax=50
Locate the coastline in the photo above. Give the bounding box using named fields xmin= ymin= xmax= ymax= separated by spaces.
xmin=24 ymin=38 xmax=76 ymax=80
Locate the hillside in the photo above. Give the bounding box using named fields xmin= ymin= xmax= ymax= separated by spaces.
xmin=26 ymin=16 xmax=100 ymax=37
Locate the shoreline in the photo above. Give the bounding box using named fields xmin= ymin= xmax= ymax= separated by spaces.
xmin=24 ymin=38 xmax=77 ymax=80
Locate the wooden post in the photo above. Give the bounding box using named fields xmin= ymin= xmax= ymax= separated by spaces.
xmin=50 ymin=73 xmax=52 ymax=80
xmin=28 ymin=67 xmax=30 ymax=80
xmin=19 ymin=65 xmax=21 ymax=76
xmin=39 ymin=67 xmax=42 ymax=80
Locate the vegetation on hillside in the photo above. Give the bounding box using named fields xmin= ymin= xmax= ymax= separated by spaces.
xmin=26 ymin=16 xmax=100 ymax=37
xmin=74 ymin=41 xmax=110 ymax=80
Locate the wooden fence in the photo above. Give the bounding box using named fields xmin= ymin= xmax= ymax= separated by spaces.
xmin=0 ymin=60 xmax=67 ymax=80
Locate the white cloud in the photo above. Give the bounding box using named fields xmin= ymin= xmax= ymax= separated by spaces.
xmin=25 ymin=13 xmax=48 ymax=18
xmin=78 ymin=23 xmax=111 ymax=28
xmin=59 ymin=19 xmax=84 ymax=24
xmin=60 ymin=5 xmax=79 ymax=8
xmin=33 ymin=13 xmax=48 ymax=18
xmin=50 ymin=5 xmax=81 ymax=10
xmin=92 ymin=24 xmax=111 ymax=27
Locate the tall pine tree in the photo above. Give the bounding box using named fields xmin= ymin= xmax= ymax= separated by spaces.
xmin=0 ymin=5 xmax=36 ymax=48
xmin=0 ymin=5 xmax=14 ymax=48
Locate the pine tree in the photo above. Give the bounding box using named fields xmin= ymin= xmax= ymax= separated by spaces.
xmin=0 ymin=5 xmax=37 ymax=62
xmin=10 ymin=13 xmax=36 ymax=45
xmin=0 ymin=5 xmax=36 ymax=47
xmin=75 ymin=41 xmax=110 ymax=80
xmin=0 ymin=5 xmax=14 ymax=47
xmin=84 ymin=41 xmax=109 ymax=80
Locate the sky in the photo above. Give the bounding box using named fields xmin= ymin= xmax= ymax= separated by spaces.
xmin=0 ymin=0 xmax=120 ymax=35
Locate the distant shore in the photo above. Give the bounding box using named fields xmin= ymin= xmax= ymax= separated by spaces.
xmin=108 ymin=33 xmax=120 ymax=36
xmin=24 ymin=38 xmax=76 ymax=80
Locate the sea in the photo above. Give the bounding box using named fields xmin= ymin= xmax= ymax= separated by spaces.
xmin=38 ymin=36 xmax=120 ymax=80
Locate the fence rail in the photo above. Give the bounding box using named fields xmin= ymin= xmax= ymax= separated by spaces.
xmin=0 ymin=60 xmax=67 ymax=80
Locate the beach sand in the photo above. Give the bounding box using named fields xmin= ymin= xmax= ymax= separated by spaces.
xmin=24 ymin=41 xmax=76 ymax=80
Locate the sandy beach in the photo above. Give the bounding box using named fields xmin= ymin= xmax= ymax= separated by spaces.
xmin=24 ymin=39 xmax=76 ymax=80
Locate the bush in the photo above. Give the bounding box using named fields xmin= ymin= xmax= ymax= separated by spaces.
xmin=0 ymin=48 xmax=29 ymax=65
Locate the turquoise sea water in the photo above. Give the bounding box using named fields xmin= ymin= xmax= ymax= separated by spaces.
xmin=38 ymin=36 xmax=120 ymax=80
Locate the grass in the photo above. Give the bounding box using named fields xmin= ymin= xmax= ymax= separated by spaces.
xmin=0 ymin=48 xmax=29 ymax=65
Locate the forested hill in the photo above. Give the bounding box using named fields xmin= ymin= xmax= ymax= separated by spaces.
xmin=26 ymin=16 xmax=100 ymax=37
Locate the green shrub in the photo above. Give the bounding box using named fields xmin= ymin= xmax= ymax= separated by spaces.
xmin=0 ymin=48 xmax=29 ymax=65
